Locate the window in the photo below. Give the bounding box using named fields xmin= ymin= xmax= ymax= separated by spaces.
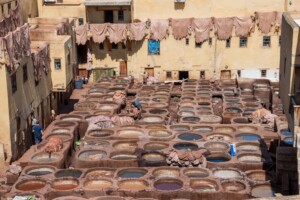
xmin=279 ymin=36 xmax=281 ymax=46
xmin=99 ymin=43 xmax=104 ymax=50
xmin=148 ymin=40 xmax=160 ymax=55
xmin=185 ymin=38 xmax=189 ymax=45
xmin=263 ymin=36 xmax=271 ymax=47
xmin=11 ymin=73 xmax=17 ymax=93
xmin=237 ymin=70 xmax=241 ymax=77
xmin=118 ymin=10 xmax=124 ymax=21
xmin=1 ymin=5 xmax=4 ymax=14
xmin=54 ymin=59 xmax=61 ymax=70
xmin=239 ymin=37 xmax=247 ymax=47
xmin=200 ymin=71 xmax=205 ymax=79
xmin=195 ymin=42 xmax=202 ymax=48
xmin=261 ymin=70 xmax=267 ymax=77
xmin=166 ymin=71 xmax=172 ymax=78
xmin=78 ymin=18 xmax=84 ymax=26
xmin=226 ymin=38 xmax=231 ymax=48
xmin=112 ymin=43 xmax=118 ymax=49
xmin=104 ymin=10 xmax=114 ymax=23
xmin=23 ymin=65 xmax=28 ymax=82
xmin=67 ymin=54 xmax=71 ymax=66
xmin=8 ymin=3 xmax=11 ymax=11
xmin=208 ymin=38 xmax=212 ymax=45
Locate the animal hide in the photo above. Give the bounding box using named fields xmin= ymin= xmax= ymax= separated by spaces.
xmin=90 ymin=23 xmax=108 ymax=43
xmin=192 ymin=18 xmax=213 ymax=43
xmin=44 ymin=136 xmax=63 ymax=154
xmin=128 ymin=22 xmax=147 ymax=41
xmin=214 ymin=17 xmax=234 ymax=40
xmin=150 ymin=19 xmax=169 ymax=41
xmin=171 ymin=18 xmax=192 ymax=40
xmin=107 ymin=24 xmax=127 ymax=44
xmin=255 ymin=12 xmax=276 ymax=34
xmin=233 ymin=17 xmax=253 ymax=37
xmin=75 ymin=24 xmax=88 ymax=45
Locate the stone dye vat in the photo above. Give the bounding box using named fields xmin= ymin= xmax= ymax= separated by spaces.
xmin=141 ymin=152 xmax=166 ymax=166
xmin=236 ymin=133 xmax=261 ymax=141
xmin=85 ymin=168 xmax=115 ymax=178
xmin=110 ymin=152 xmax=138 ymax=161
xmin=236 ymin=142 xmax=260 ymax=152
xmin=206 ymin=133 xmax=233 ymax=141
xmin=25 ymin=166 xmax=55 ymax=176
xmin=118 ymin=180 xmax=149 ymax=191
xmin=82 ymin=140 xmax=110 ymax=149
xmin=221 ymin=180 xmax=248 ymax=193
xmin=31 ymin=152 xmax=62 ymax=164
xmin=173 ymin=142 xmax=199 ymax=151
xmin=237 ymin=153 xmax=265 ymax=163
xmin=86 ymin=129 xmax=114 ymax=139
xmin=51 ymin=178 xmax=79 ymax=190
xmin=212 ymin=168 xmax=243 ymax=179
xmin=148 ymin=129 xmax=172 ymax=139
xmin=144 ymin=142 xmax=169 ymax=151
xmin=204 ymin=142 xmax=230 ymax=153
xmin=206 ymin=153 xmax=231 ymax=163
xmin=117 ymin=168 xmax=148 ymax=178
xmin=154 ymin=179 xmax=183 ymax=191
xmin=78 ymin=150 xmax=107 ymax=161
xmin=15 ymin=179 xmax=47 ymax=191
xmin=251 ymin=183 xmax=275 ymax=198
xmin=153 ymin=168 xmax=180 ymax=178
xmin=190 ymin=179 xmax=219 ymax=192
xmin=118 ymin=129 xmax=144 ymax=139
xmin=178 ymin=133 xmax=203 ymax=141
xmin=113 ymin=141 xmax=138 ymax=151
xmin=55 ymin=169 xmax=83 ymax=178
xmin=83 ymin=179 xmax=113 ymax=189
xmin=246 ymin=170 xmax=272 ymax=183
xmin=183 ymin=168 xmax=210 ymax=178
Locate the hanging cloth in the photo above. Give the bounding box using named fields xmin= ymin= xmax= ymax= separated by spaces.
xmin=75 ymin=24 xmax=88 ymax=45
xmin=0 ymin=38 xmax=9 ymax=65
xmin=11 ymin=4 xmax=23 ymax=28
xmin=275 ymin=12 xmax=283 ymax=32
xmin=150 ymin=19 xmax=169 ymax=41
xmin=233 ymin=17 xmax=253 ymax=37
xmin=20 ymin=24 xmax=31 ymax=57
xmin=107 ymin=24 xmax=127 ymax=44
xmin=255 ymin=12 xmax=276 ymax=34
xmin=0 ymin=19 xmax=8 ymax=37
xmin=128 ymin=22 xmax=147 ymax=41
xmin=171 ymin=18 xmax=192 ymax=40
xmin=90 ymin=24 xmax=108 ymax=43
xmin=148 ymin=40 xmax=160 ymax=54
xmin=214 ymin=17 xmax=234 ymax=40
xmin=192 ymin=18 xmax=213 ymax=43
xmin=4 ymin=32 xmax=14 ymax=72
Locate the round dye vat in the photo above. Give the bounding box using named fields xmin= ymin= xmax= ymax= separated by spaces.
xmin=60 ymin=115 xmax=82 ymax=121
xmin=118 ymin=129 xmax=144 ymax=139
xmin=51 ymin=128 xmax=70 ymax=133
xmin=283 ymin=137 xmax=294 ymax=145
xmin=190 ymin=179 xmax=218 ymax=192
xmin=142 ymin=152 xmax=166 ymax=163
xmin=31 ymin=153 xmax=61 ymax=163
xmin=280 ymin=129 xmax=293 ymax=136
xmin=183 ymin=168 xmax=210 ymax=178
xmin=214 ymin=126 xmax=236 ymax=133
xmin=113 ymin=142 xmax=138 ymax=151
xmin=173 ymin=142 xmax=199 ymax=151
xmin=233 ymin=118 xmax=251 ymax=124
xmin=251 ymin=184 xmax=275 ymax=198
xmin=118 ymin=180 xmax=148 ymax=191
xmin=55 ymin=169 xmax=82 ymax=178
xmin=237 ymin=126 xmax=258 ymax=132
xmin=247 ymin=170 xmax=272 ymax=182
xmin=149 ymin=130 xmax=172 ymax=138
xmin=26 ymin=167 xmax=55 ymax=176
xmin=178 ymin=133 xmax=202 ymax=141
xmin=85 ymin=168 xmax=115 ymax=178
xmin=178 ymin=111 xmax=195 ymax=117
xmin=111 ymin=153 xmax=137 ymax=161
xmin=236 ymin=142 xmax=260 ymax=152
xmin=16 ymin=180 xmax=46 ymax=191
xmin=213 ymin=169 xmax=242 ymax=179
xmin=204 ymin=142 xmax=229 ymax=153
xmin=149 ymin=109 xmax=168 ymax=115
xmin=238 ymin=154 xmax=264 ymax=163
xmin=84 ymin=179 xmax=112 ymax=189
xmin=52 ymin=179 xmax=79 ymax=190
xmin=88 ymin=129 xmax=114 ymax=138
xmin=170 ymin=125 xmax=190 ymax=132
xmin=206 ymin=133 xmax=233 ymax=141
xmin=45 ymin=133 xmax=72 ymax=142
xmin=146 ymin=125 xmax=166 ymax=129
xmin=236 ymin=133 xmax=261 ymax=141
xmin=225 ymin=107 xmax=242 ymax=114
xmin=78 ymin=150 xmax=107 ymax=161
xmin=118 ymin=168 xmax=147 ymax=178
xmin=83 ymin=140 xmax=110 ymax=148
xmin=206 ymin=153 xmax=231 ymax=163
xmin=153 ymin=168 xmax=180 ymax=178
xmin=144 ymin=142 xmax=169 ymax=151
xmin=142 ymin=116 xmax=163 ymax=123
xmin=193 ymin=126 xmax=213 ymax=133
xmin=154 ymin=179 xmax=183 ymax=191
xmin=221 ymin=180 xmax=246 ymax=192
xmin=182 ymin=116 xmax=200 ymax=122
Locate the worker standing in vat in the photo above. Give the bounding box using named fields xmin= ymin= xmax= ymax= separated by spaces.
xmin=32 ymin=121 xmax=43 ymax=144
xmin=132 ymin=100 xmax=142 ymax=120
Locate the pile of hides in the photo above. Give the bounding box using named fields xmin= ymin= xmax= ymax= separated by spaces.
xmin=7 ymin=164 xmax=22 ymax=175
xmin=0 ymin=4 xmax=23 ymax=37
xmin=111 ymin=115 xmax=135 ymax=126
xmin=167 ymin=149 xmax=207 ymax=167
xmin=44 ymin=136 xmax=63 ymax=154
xmin=32 ymin=43 xmax=50 ymax=82
xmin=0 ymin=24 xmax=31 ymax=72
xmin=113 ymin=90 xmax=126 ymax=106
xmin=86 ymin=115 xmax=113 ymax=130
xmin=249 ymin=108 xmax=277 ymax=129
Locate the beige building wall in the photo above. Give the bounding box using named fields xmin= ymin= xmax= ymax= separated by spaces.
xmin=0 ymin=0 xmax=38 ymax=21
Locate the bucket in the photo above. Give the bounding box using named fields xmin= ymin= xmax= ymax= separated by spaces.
xmin=75 ymin=80 xmax=83 ymax=89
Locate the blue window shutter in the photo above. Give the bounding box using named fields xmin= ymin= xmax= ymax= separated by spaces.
xmin=148 ymin=40 xmax=160 ymax=54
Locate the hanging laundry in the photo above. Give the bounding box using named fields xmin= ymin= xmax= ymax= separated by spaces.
xmin=255 ymin=12 xmax=276 ymax=34
xmin=0 ymin=38 xmax=9 ymax=65
xmin=12 ymin=28 xmax=22 ymax=66
xmin=275 ymin=12 xmax=283 ymax=32
xmin=4 ymin=32 xmax=14 ymax=72
xmin=171 ymin=18 xmax=192 ymax=40
xmin=150 ymin=19 xmax=169 ymax=41
xmin=0 ymin=19 xmax=8 ymax=37
xmin=32 ymin=50 xmax=42 ymax=82
xmin=11 ymin=4 xmax=23 ymax=28
xmin=75 ymin=24 xmax=88 ymax=45
xmin=40 ymin=44 xmax=50 ymax=75
xmin=128 ymin=22 xmax=147 ymax=41
xmin=90 ymin=24 xmax=108 ymax=44
xmin=4 ymin=15 xmax=13 ymax=33
xmin=192 ymin=18 xmax=213 ymax=43
xmin=233 ymin=17 xmax=253 ymax=37
xmin=214 ymin=17 xmax=234 ymax=40
xmin=20 ymin=24 xmax=31 ymax=57
xmin=107 ymin=24 xmax=127 ymax=44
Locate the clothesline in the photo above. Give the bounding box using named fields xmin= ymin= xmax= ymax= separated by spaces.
xmin=75 ymin=11 xmax=282 ymax=45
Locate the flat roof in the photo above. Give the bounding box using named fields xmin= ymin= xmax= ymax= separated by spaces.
xmin=84 ymin=0 xmax=131 ymax=6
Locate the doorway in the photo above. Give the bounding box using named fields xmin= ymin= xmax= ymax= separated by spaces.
xmin=145 ymin=68 xmax=154 ymax=77
xmin=104 ymin=10 xmax=114 ymax=23
xmin=119 ymin=60 xmax=127 ymax=76
xmin=77 ymin=45 xmax=87 ymax=64
xmin=179 ymin=71 xmax=189 ymax=80
xmin=221 ymin=70 xmax=231 ymax=79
